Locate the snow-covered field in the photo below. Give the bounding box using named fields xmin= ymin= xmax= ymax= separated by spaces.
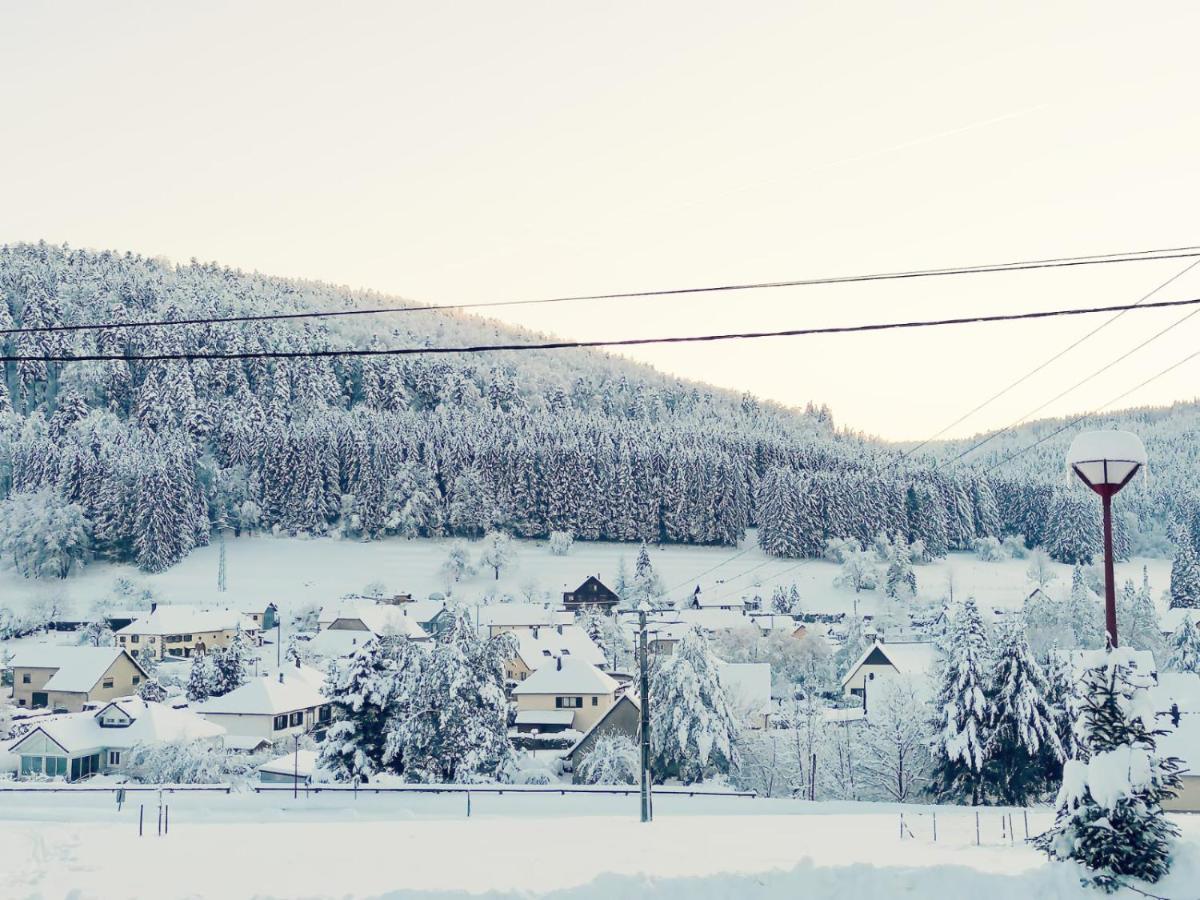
xmin=0 ymin=790 xmax=1194 ymax=899
xmin=0 ymin=530 xmax=1174 ymax=626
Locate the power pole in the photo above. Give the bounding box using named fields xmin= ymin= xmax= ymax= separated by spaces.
xmin=638 ymin=605 xmax=652 ymax=823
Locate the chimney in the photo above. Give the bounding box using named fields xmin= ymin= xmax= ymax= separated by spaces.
xmin=151 ymin=602 xmax=157 ymax=614
xmin=532 ymin=626 xmax=539 ymax=639
xmin=556 ymin=656 xmax=562 ymax=671
xmin=278 ymin=672 xmax=284 ymax=684
xmin=556 ymin=624 xmax=563 ymax=635
xmin=295 ymin=656 xmax=301 ymax=669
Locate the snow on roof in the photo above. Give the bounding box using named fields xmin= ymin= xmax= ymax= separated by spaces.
xmin=113 ymin=606 xmax=259 ymax=636
xmin=691 ymin=593 xmax=746 ymax=609
xmin=1158 ymin=714 xmax=1200 ymax=771
xmin=478 ymin=604 xmax=572 ymax=628
xmin=262 ymin=663 xmax=329 ymax=693
xmin=305 ymin=628 xmax=374 ymax=659
xmin=194 ymin=674 xmax=328 ymax=716
xmin=719 ymin=662 xmax=772 ymax=716
xmin=7 ymin=647 xmax=140 ymax=693
xmin=514 ymin=710 xmax=577 ymax=726
xmin=9 ymin=699 xmax=223 ymax=754
xmin=512 ymin=658 xmax=618 ymax=696
xmin=223 ymin=735 xmax=274 ymax=752
xmin=1071 ymin=647 xmax=1158 ymax=682
xmin=675 ymin=608 xmax=749 ymax=632
xmin=839 ymin=641 xmax=937 ymax=688
xmin=515 ymin=624 xmax=606 ymax=671
xmin=328 ymin=605 xmax=428 ymax=640
xmin=258 ymin=749 xmax=319 ymax=778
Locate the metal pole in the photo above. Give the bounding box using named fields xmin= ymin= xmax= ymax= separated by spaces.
xmin=139 ymin=804 xmax=144 ymax=837
xmin=293 ymin=735 xmax=300 ymax=800
xmin=165 ymin=805 xmax=169 ymax=835
xmin=975 ymin=811 xmax=980 ymax=845
xmin=1102 ymin=492 xmax=1118 ymax=647
xmin=932 ymin=811 xmax=937 ymax=842
xmin=1023 ymin=809 xmax=1029 ymax=839
xmin=639 ymin=608 xmax=651 ymax=824
xmin=277 ymin=620 xmax=282 ymax=668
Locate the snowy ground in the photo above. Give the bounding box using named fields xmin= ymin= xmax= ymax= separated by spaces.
xmin=0 ymin=530 xmax=1174 ymax=628
xmin=0 ymin=790 xmax=1195 ymax=899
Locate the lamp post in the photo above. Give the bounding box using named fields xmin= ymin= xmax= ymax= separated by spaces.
xmin=1066 ymin=430 xmax=1147 ymax=647
xmin=637 ymin=603 xmax=652 ymax=824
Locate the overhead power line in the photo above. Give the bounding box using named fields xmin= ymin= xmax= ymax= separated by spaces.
xmin=901 ymin=258 xmax=1200 ymax=459
xmin=986 ymin=347 xmax=1200 ymax=474
xmin=5 ymin=295 xmax=1200 ymax=364
xmin=3 ymin=244 xmax=1200 ymax=337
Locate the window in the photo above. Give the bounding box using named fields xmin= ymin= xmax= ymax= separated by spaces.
xmin=131 ymin=635 xmax=139 ymax=644
xmin=318 ymin=705 xmax=332 ymax=724
xmin=132 ymin=676 xmax=141 ymax=686
xmin=183 ymin=634 xmax=193 ymax=642
xmin=102 ymin=679 xmax=114 ymax=689
xmin=555 ymin=696 xmax=583 ymax=709
xmin=108 ymin=751 xmax=121 ymax=766
xmin=289 ymin=711 xmax=303 ymax=727
xmin=592 ymin=696 xmax=598 ymax=706
xmin=273 ymin=714 xmax=288 ymax=731
xmin=21 ymin=673 xmax=30 ymax=684
xmin=119 ymin=636 xmax=126 ymax=644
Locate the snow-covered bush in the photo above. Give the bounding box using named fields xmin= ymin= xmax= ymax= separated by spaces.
xmin=971 ymin=536 xmax=1005 ymax=562
xmin=1001 ymin=534 xmax=1029 ymax=559
xmin=0 ymin=490 xmax=92 ymax=578
xmin=857 ymin=676 xmax=932 ymax=802
xmin=822 ymin=537 xmax=861 ymax=564
xmin=576 ymin=733 xmax=640 ymax=785
xmin=439 ymin=540 xmax=475 ymax=588
xmin=478 ymin=530 xmax=516 ymax=580
xmin=121 ymin=739 xmax=229 ymax=784
xmin=548 ymin=531 xmax=573 ymax=556
xmin=833 ymin=549 xmax=878 ymax=593
xmin=1035 ymin=648 xmax=1184 ymax=892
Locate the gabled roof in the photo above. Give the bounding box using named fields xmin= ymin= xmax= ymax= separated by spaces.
xmin=305 ymin=628 xmax=375 ymax=659
xmin=514 ymin=624 xmax=606 ymax=671
xmin=478 ymin=603 xmax=572 ymax=629
xmin=194 ymin=675 xmax=328 ymax=716
xmin=258 ymin=749 xmax=319 ymax=778
xmin=9 ymin=699 xmax=222 ymax=754
xmin=113 ymin=606 xmax=259 ymax=636
xmin=331 ymin=605 xmax=428 ymax=640
xmin=839 ymin=641 xmax=937 ymax=688
xmin=566 ymin=694 xmax=641 ymax=760
xmin=8 ymin=647 xmax=146 ymax=693
xmin=512 ymin=658 xmax=618 ymax=696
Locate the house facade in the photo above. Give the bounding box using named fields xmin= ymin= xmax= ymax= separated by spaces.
xmin=565 ymin=694 xmax=641 ymax=780
xmin=113 ymin=605 xmax=261 ymax=660
xmin=195 ymin=674 xmax=332 ymax=742
xmin=840 ymin=641 xmax=936 ymax=710
xmin=9 ymin=647 xmax=149 ymax=712
xmin=512 ymin=658 xmax=618 ymax=734
xmin=562 ymin=576 xmax=620 ymax=614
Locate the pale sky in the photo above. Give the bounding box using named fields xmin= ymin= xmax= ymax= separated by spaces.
xmin=3 ymin=2 xmax=1200 ymax=440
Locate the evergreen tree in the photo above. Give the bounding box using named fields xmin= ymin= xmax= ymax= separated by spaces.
xmin=217 ymin=533 xmax=227 ymax=592
xmin=185 ymin=653 xmax=221 ymax=702
xmin=649 ymin=628 xmax=740 ymax=783
xmin=629 ymin=541 xmax=664 ymax=606
xmin=1165 ymin=618 xmax=1200 ymax=673
xmin=930 ymin=597 xmax=991 ymax=805
xmin=138 ymin=678 xmax=169 ymax=703
xmin=884 ymin=534 xmax=917 ymax=600
xmin=1169 ymin=524 xmax=1200 ymax=609
xmin=213 ymin=629 xmax=251 ymax=695
xmin=1036 ymin=648 xmax=1184 ymax=892
xmin=1045 ymin=489 xmax=1100 ymax=565
xmin=834 ymin=615 xmax=870 ymax=681
xmin=985 ymin=620 xmax=1063 ymax=805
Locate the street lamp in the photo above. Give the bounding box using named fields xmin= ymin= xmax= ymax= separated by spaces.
xmin=1066 ymin=430 xmax=1147 ymax=647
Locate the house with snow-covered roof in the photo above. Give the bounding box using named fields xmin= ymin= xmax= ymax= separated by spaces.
xmin=507 ymin=623 xmax=607 ymax=683
xmin=7 ymin=698 xmax=223 ymax=781
xmin=194 ymin=672 xmax=332 ymax=743
xmin=114 ymin=604 xmax=261 ymax=660
xmin=478 ymin=603 xmax=573 ymax=639
xmin=564 ymin=694 xmax=641 ymax=780
xmin=840 ymin=641 xmax=937 ymax=710
xmin=8 ymin=647 xmax=149 ymax=713
xmin=512 ymin=657 xmax=618 ymax=734
xmin=562 ymin=576 xmax=620 ymax=614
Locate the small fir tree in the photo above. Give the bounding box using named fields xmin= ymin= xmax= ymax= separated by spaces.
xmin=1165 ymin=619 xmax=1200 ymax=673
xmin=930 ymin=597 xmax=991 ymax=805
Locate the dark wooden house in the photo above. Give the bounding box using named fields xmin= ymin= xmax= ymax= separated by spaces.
xmin=562 ymin=576 xmax=620 ymax=613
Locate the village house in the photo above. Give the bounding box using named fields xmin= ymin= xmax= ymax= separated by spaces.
xmin=506 ymin=623 xmax=608 ymax=683
xmin=840 ymin=641 xmax=937 ymax=710
xmin=307 ymin=603 xmax=430 ymax=659
xmin=564 ymin=694 xmax=641 ymax=779
xmin=562 ymin=576 xmax=620 ymax=614
xmin=8 ymin=647 xmax=149 ymax=712
xmin=512 ymin=657 xmax=618 ymax=735
xmin=686 ymin=586 xmax=746 ymax=612
xmin=478 ymin=603 xmax=573 ymax=640
xmin=257 ymin=749 xmax=319 ymax=786
xmin=7 ymin=698 xmax=223 ymax=781
xmin=317 ymin=599 xmax=450 ymax=639
xmin=194 ymin=672 xmax=332 ymax=743
xmin=113 ymin=604 xmax=261 ymax=660
xmin=241 ymin=602 xmax=279 ymax=631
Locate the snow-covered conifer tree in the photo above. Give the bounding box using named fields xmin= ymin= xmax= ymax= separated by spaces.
xmin=1165 ymin=618 xmax=1200 ymax=673
xmin=1169 ymin=524 xmax=1200 ymax=609
xmin=985 ymin=620 xmax=1063 ymax=805
xmin=884 ymin=534 xmax=917 ymax=600
xmin=1036 ymin=648 xmax=1184 ymax=892
xmin=213 ymin=629 xmax=251 ymax=695
xmin=649 ymin=628 xmax=739 ymax=783
xmin=1045 ymin=489 xmax=1100 ymax=565
xmin=930 ymin=597 xmax=991 ymax=804
xmin=185 ymin=653 xmax=221 ymax=702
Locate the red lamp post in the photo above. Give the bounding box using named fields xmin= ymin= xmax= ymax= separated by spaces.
xmin=1066 ymin=430 xmax=1147 ymax=648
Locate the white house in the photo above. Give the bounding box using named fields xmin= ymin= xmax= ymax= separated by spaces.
xmin=7 ymin=698 xmax=223 ymax=781
xmin=114 ymin=605 xmax=261 ymax=660
xmin=307 ymin=605 xmax=428 ymax=660
xmin=8 ymin=647 xmax=149 ymax=712
xmin=477 ymin=604 xmax=572 ymax=639
xmin=840 ymin=641 xmax=937 ymax=710
xmin=194 ymin=673 xmax=331 ymax=743
xmin=507 ymin=623 xmax=607 ymax=682
xmin=512 ymin=658 xmax=619 ymax=734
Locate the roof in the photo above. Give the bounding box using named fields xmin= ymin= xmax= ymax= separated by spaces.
xmin=305 ymin=629 xmax=374 ymax=659
xmin=566 ymin=694 xmax=641 ymax=760
xmin=514 ymin=710 xmax=577 ymax=726
xmin=675 ymin=609 xmax=749 ymax=631
xmin=7 ymin=647 xmax=144 ymax=693
xmin=1154 ymin=673 xmax=1200 ymax=715
xmin=478 ymin=604 xmax=572 ymax=629
xmin=9 ymin=699 xmax=223 ymax=754
xmin=1157 ymin=713 xmax=1200 ymax=771
xmin=258 ymin=749 xmax=319 ymax=778
xmin=1071 ymin=648 xmax=1158 ymax=683
xmin=512 ymin=658 xmax=618 ymax=696
xmin=839 ymin=641 xmax=938 ymax=688
xmin=262 ymin=664 xmax=329 ymax=693
xmin=330 ymin=605 xmax=428 ymax=640
xmin=514 ymin=624 xmax=606 ymax=672
xmin=719 ymin=662 xmax=772 ymax=716
xmin=223 ymin=735 xmax=274 ymax=752
xmin=114 ymin=606 xmax=260 ymax=636
xmin=194 ymin=675 xmax=328 ymax=716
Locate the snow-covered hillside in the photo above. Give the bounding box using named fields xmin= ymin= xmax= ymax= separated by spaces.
xmin=0 ymin=530 xmax=1172 ymax=626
